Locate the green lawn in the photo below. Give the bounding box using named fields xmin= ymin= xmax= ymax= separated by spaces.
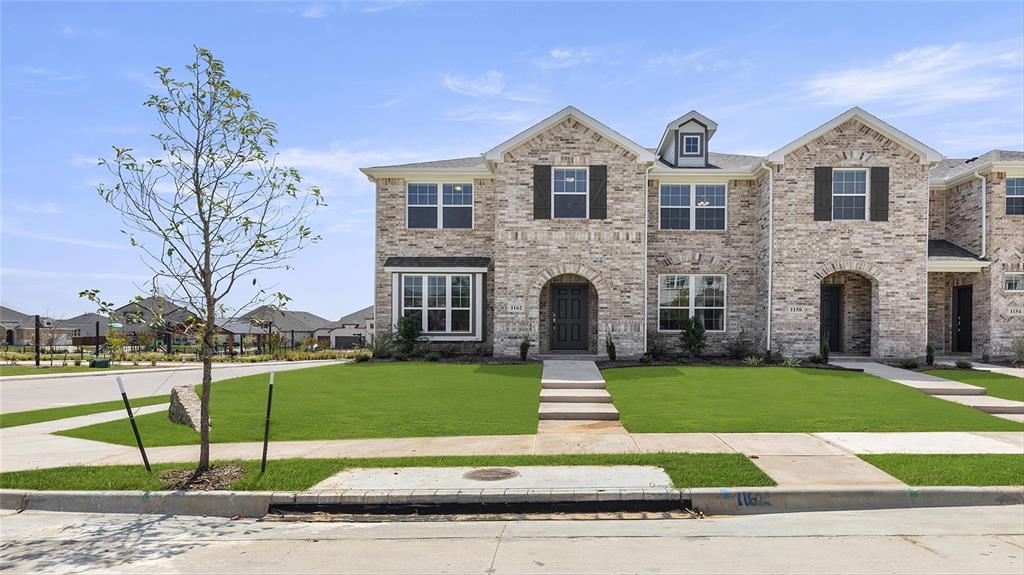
xmin=923 ymin=370 xmax=1023 ymax=402
xmin=58 ymin=362 xmax=542 ymax=446
xmin=1 ymin=396 xmax=170 ymax=429
xmin=0 ymin=364 xmax=149 ymax=377
xmin=0 ymin=453 xmax=774 ymax=492
xmin=604 ymin=366 xmax=1024 ymax=432
xmin=860 ymin=454 xmax=1024 ymax=486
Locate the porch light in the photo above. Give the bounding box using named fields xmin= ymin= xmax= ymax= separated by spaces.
xmin=565 ymin=176 xmax=575 ymax=183
xmin=697 ymin=201 xmax=709 ymax=207
xmin=453 ymin=185 xmax=462 ymax=191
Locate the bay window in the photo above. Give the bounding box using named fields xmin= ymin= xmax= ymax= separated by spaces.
xmin=658 ymin=274 xmax=727 ymax=332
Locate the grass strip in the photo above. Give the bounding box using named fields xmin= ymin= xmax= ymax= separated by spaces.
xmin=1 ymin=396 xmax=170 ymax=429
xmin=859 ymin=454 xmax=1024 ymax=486
xmin=922 ymin=369 xmax=1023 ymax=402
xmin=0 ymin=453 xmax=774 ymax=491
xmin=0 ymin=365 xmax=151 ymax=377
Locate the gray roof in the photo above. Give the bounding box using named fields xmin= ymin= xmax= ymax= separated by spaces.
xmin=214 ymin=318 xmax=268 ymax=334
xmin=56 ymin=313 xmax=111 ymax=335
xmin=0 ymin=305 xmax=33 ymax=325
xmin=320 ymin=305 xmax=374 ymax=330
xmin=930 ymin=150 xmax=1024 ymax=182
xmin=383 ymin=256 xmax=491 ymax=269
xmin=370 ymin=151 xmax=766 ymax=172
xmin=928 ymin=240 xmax=984 ymax=260
xmin=241 ymin=306 xmax=331 ymax=332
xmin=368 ymin=156 xmax=487 ymax=170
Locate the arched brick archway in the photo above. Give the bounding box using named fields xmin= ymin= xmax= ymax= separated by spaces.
xmin=525 ymin=263 xmax=607 ymax=354
xmin=815 ymin=260 xmax=880 ymax=357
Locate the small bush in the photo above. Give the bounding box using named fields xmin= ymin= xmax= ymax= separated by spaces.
xmin=955 ymin=359 xmax=973 ymax=369
xmin=353 ymin=353 xmax=370 ymax=363
xmin=640 ymin=354 xmax=653 ymax=363
xmin=73 ymin=359 xmax=82 ymax=366
xmin=782 ymin=357 xmax=802 ymax=368
xmin=1013 ymin=336 xmax=1024 ymax=366
xmin=925 ymin=342 xmax=935 ymax=366
xmin=424 ymin=351 xmax=441 ymax=362
xmin=897 ymin=357 xmax=921 ymax=369
xmin=679 ymin=316 xmax=706 ymax=358
xmin=519 ymin=336 xmax=531 ymax=361
xmin=647 ymin=334 xmax=667 ymax=359
xmin=820 ymin=335 xmax=830 ymax=364
xmin=605 ymin=332 xmax=616 ymax=362
xmin=392 ymin=351 xmax=408 ymax=361
xmin=742 ymin=355 xmax=764 ymax=367
xmin=393 ymin=316 xmax=422 ymax=354
xmin=726 ymin=336 xmax=752 ymax=360
xmin=372 ymin=332 xmax=393 ymax=359
xmin=808 ymin=353 xmax=825 ymax=365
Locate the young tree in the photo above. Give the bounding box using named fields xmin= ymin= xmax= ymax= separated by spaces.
xmin=136 ymin=329 xmax=156 ymax=352
xmin=82 ymin=47 xmax=323 ymax=473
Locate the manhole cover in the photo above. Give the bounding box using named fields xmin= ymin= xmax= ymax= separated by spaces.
xmin=463 ymin=467 xmax=520 ymax=481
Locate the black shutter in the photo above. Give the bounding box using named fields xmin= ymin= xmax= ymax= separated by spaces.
xmin=533 ymin=165 xmax=551 ymax=219
xmin=870 ymin=166 xmax=889 ymax=221
xmin=589 ymin=165 xmax=607 ymax=219
xmin=814 ymin=166 xmax=833 ymax=221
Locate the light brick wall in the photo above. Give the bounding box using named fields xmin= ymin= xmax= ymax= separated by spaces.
xmin=983 ymin=172 xmax=1024 ymax=358
xmin=928 ymin=189 xmax=947 ymax=240
xmin=945 ymin=179 xmax=983 ymax=255
xmin=821 ymin=271 xmax=872 ymax=355
xmin=490 ymin=117 xmax=648 ymax=358
xmin=770 ymin=118 xmax=930 ymax=358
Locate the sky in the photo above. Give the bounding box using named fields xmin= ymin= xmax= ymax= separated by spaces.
xmin=2 ymin=1 xmax=1023 ymax=321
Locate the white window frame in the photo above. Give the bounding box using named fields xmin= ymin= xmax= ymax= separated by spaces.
xmin=656 ymin=273 xmax=727 ymax=333
xmin=831 ymin=168 xmax=870 ymax=221
xmin=551 ymin=166 xmax=589 ymax=220
xmin=400 ymin=273 xmax=474 ymax=335
xmin=1007 ymin=178 xmax=1024 ymax=216
xmin=658 ymin=183 xmax=728 ymax=231
xmin=1005 ymin=272 xmax=1024 ymax=292
xmin=406 ymin=182 xmax=474 ymax=230
xmin=680 ymin=133 xmax=702 ymax=157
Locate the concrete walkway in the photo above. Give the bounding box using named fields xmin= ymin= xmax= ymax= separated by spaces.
xmin=537 ymin=360 xmax=620 ymax=425
xmin=936 ymin=359 xmax=1024 ymax=379
xmin=832 ymin=360 xmax=1024 ymax=423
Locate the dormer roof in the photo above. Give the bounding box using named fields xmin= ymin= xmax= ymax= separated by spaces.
xmin=656 ymin=110 xmax=718 ymax=158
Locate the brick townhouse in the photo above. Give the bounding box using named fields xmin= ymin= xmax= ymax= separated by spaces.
xmin=362 ymin=106 xmax=1024 ymax=360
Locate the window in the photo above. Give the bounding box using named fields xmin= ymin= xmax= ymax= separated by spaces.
xmin=1006 ymin=273 xmax=1024 ymax=292
xmin=658 ymin=274 xmax=727 ymax=332
xmin=681 ymin=134 xmax=701 ymax=156
xmin=401 ymin=274 xmax=472 ymax=333
xmin=552 ymin=167 xmax=588 ymax=218
xmin=832 ymin=169 xmax=868 ymax=220
xmin=659 ymin=184 xmax=726 ymax=230
xmin=407 ymin=183 xmax=473 ymax=229
xmin=1008 ymin=178 xmax=1024 ymax=216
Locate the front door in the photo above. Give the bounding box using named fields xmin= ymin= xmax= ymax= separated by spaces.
xmin=820 ymin=284 xmax=844 ymax=353
xmin=952 ymin=285 xmax=973 ymax=353
xmin=550 ymin=284 xmax=588 ymax=351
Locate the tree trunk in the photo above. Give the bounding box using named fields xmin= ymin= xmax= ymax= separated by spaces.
xmin=197 ymin=318 xmax=214 ymax=472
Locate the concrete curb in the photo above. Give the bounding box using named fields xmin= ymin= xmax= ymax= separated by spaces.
xmin=3 ymin=486 xmax=1021 ymax=517
xmin=0 ymin=360 xmax=342 ymax=381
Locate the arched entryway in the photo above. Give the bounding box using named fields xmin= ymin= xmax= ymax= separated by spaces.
xmin=538 ymin=274 xmax=599 ymax=354
xmin=820 ymin=270 xmax=877 ymax=356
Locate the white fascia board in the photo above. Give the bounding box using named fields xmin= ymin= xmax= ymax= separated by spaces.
xmin=931 ymin=161 xmax=1024 ymax=189
xmin=927 ymin=259 xmax=993 ymax=272
xmin=383 ymin=266 xmax=489 ymax=273
xmin=650 ymin=167 xmax=760 ymax=181
xmin=484 ymin=106 xmax=656 ymax=164
xmin=360 ymin=167 xmax=493 ymax=183
xmin=767 ymin=107 xmax=943 ymax=165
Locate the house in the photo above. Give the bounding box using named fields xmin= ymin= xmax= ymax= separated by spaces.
xmin=0 ymin=306 xmax=76 ymax=347
xmin=57 ymin=313 xmax=110 ymax=347
xmin=114 ymin=296 xmax=196 ymax=335
xmin=211 ymin=318 xmax=271 ymax=352
xmin=362 ymin=106 xmax=1024 ymax=360
xmin=314 ymin=305 xmax=374 ymax=349
xmin=241 ymin=306 xmax=332 ymax=348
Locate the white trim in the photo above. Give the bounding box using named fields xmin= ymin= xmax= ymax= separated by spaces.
xmin=361 ymin=167 xmax=491 ymax=182
xmin=1006 ymin=177 xmax=1024 ymax=216
xmin=761 ymin=162 xmax=774 ymax=353
xmin=929 ymin=161 xmax=1024 ymax=189
xmin=767 ymin=107 xmax=942 ymax=165
xmin=1002 ymin=272 xmax=1024 ymax=292
xmin=656 ymin=273 xmax=728 ymax=333
xmin=656 ymin=110 xmax=718 ymax=158
xmin=473 ymin=273 xmax=484 ymax=336
xmin=680 ymin=133 xmax=702 ymax=157
xmin=405 ymin=182 xmax=475 ymax=230
xmin=390 ymin=274 xmax=400 ymax=331
xmin=484 ymin=106 xmax=656 ymax=163
xmin=830 ymin=168 xmax=870 ymax=221
xmin=657 ymin=182 xmax=728 ymax=231
xmin=384 ymin=266 xmax=488 ymax=273
xmin=926 ymin=259 xmax=993 ymax=272
xmin=551 ymin=166 xmax=590 ymax=220
xmin=399 ymin=272 xmax=478 ymax=338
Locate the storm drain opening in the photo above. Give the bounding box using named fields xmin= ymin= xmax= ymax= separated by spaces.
xmin=463 ymin=467 xmax=520 ymax=482
xmin=267 ymin=498 xmax=695 ymax=518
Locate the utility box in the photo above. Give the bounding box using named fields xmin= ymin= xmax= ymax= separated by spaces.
xmin=89 ymin=359 xmax=110 ymax=368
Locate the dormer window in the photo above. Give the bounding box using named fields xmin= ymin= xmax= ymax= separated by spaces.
xmin=681 ymin=134 xmax=702 ymax=156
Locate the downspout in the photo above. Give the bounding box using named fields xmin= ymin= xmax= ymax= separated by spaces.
xmin=760 ymin=161 xmax=774 ymax=353
xmin=974 ymin=172 xmax=987 ymax=258
xmin=643 ymin=162 xmax=653 ymax=356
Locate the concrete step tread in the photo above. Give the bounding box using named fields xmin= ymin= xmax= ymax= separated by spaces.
xmin=540 ymin=389 xmax=612 ymax=403
xmin=541 ymin=379 xmax=606 ymax=389
xmin=538 ymin=402 xmax=620 ymax=421
xmin=932 ymin=394 xmax=1024 ymax=414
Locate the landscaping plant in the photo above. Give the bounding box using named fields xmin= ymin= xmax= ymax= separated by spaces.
xmin=925 ymin=342 xmax=935 ymax=366
xmin=956 ymin=359 xmax=973 ymax=369
xmin=898 ymin=357 xmax=921 ymax=369
xmin=820 ymin=334 xmax=830 ymax=363
xmin=81 ymin=46 xmax=324 ymax=474
xmin=519 ymin=335 xmax=531 ymax=361
xmin=742 ymin=355 xmax=764 ymax=367
xmin=605 ymin=331 xmax=616 ymax=361
xmin=679 ymin=316 xmax=706 ymax=358
xmin=1013 ymin=336 xmax=1024 ymax=366
xmin=394 ymin=315 xmax=423 ymax=355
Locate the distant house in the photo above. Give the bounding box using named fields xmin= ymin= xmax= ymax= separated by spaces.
xmin=57 ymin=313 xmax=110 ymax=347
xmin=212 ymin=318 xmax=271 ymax=352
xmin=0 ymin=305 xmax=76 ymax=347
xmin=314 ymin=305 xmax=374 ymax=349
xmin=241 ymin=305 xmax=331 ymax=348
xmin=114 ymin=296 xmax=196 ymax=335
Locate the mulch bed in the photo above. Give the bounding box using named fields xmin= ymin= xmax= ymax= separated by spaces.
xmin=161 ymin=465 xmax=246 ymax=491
xmin=595 ymin=358 xmax=855 ymax=371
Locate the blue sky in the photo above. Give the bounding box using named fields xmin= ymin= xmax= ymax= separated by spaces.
xmin=2 ymin=1 xmax=1023 ymax=320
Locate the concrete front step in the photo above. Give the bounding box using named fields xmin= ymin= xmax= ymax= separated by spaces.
xmin=541 ymin=360 xmax=606 ymax=389
xmin=541 ymin=379 xmax=605 ymax=389
xmin=538 ymin=402 xmax=620 ymax=421
xmin=540 ymin=389 xmax=613 ymax=403
xmin=932 ymin=394 xmax=1024 ymax=414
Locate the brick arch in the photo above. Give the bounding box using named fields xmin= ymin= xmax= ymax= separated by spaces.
xmin=811 ymin=259 xmax=882 ymax=284
xmin=527 ymin=262 xmax=610 ymax=303
xmin=651 ymin=252 xmax=735 ymax=274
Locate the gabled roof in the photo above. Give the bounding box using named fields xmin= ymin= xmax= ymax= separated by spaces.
xmin=319 ymin=305 xmax=374 ymax=330
xmin=0 ymin=305 xmax=33 ymax=325
xmin=242 ymin=306 xmax=331 ymax=332
xmin=929 ymin=150 xmax=1024 ymax=187
xmin=656 ymin=110 xmax=718 ymax=158
xmin=483 ymin=106 xmax=656 ymax=163
xmin=767 ymin=107 xmax=943 ymax=165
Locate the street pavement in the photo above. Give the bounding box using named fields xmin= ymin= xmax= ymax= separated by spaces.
xmin=1 ymin=505 xmax=1021 ymax=574
xmin=0 ymin=360 xmax=340 ymax=413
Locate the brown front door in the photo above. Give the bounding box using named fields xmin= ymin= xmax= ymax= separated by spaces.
xmin=550 ymin=284 xmax=588 ymax=351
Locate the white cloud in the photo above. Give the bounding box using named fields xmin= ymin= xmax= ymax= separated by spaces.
xmin=803 ymin=42 xmax=1023 ymax=115
xmin=359 ymin=1 xmax=415 ymax=14
xmin=14 ymin=202 xmax=63 ymax=214
xmin=23 ymin=65 xmax=82 ymax=83
xmin=443 ymin=106 xmax=539 ymax=125
xmin=60 ymin=25 xmax=107 ymax=38
xmin=1 ymin=227 xmax=127 ymax=250
xmin=358 ymin=98 xmax=401 ymax=109
xmin=443 ymin=71 xmax=506 ymax=98
xmin=69 ymin=153 xmax=99 ymax=167
xmin=648 ymin=49 xmax=711 ymax=68
xmin=301 ymin=3 xmax=331 ymax=18
xmin=0 ymin=267 xmax=148 ymax=281
xmin=533 ymin=47 xmax=596 ymax=70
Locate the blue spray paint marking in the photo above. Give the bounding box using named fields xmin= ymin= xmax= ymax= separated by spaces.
xmin=736 ymin=492 xmax=772 ymax=507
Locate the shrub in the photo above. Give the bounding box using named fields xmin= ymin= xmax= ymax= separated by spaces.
xmin=647 ymin=334 xmax=667 ymax=359
xmin=1013 ymin=336 xmax=1024 ymax=366
xmin=73 ymin=359 xmax=82 ymax=366
xmin=424 ymin=351 xmax=441 ymax=362
xmin=742 ymin=355 xmax=764 ymax=367
xmin=519 ymin=336 xmax=531 ymax=361
xmin=808 ymin=353 xmax=825 ymax=365
xmin=820 ymin=335 xmax=830 ymax=364
xmin=372 ymin=332 xmax=394 ymax=359
xmin=392 ymin=351 xmax=408 ymax=361
xmin=605 ymin=332 xmax=616 ymax=362
xmin=726 ymin=335 xmax=752 ymax=359
xmin=782 ymin=357 xmax=802 ymax=368
xmin=353 ymin=353 xmax=370 ymax=363
xmin=955 ymin=359 xmax=973 ymax=369
xmin=393 ymin=316 xmax=422 ymax=354
xmin=925 ymin=342 xmax=935 ymax=366
xmin=679 ymin=316 xmax=706 ymax=358
xmin=898 ymin=357 xmax=921 ymax=369
xmin=640 ymin=354 xmax=653 ymax=363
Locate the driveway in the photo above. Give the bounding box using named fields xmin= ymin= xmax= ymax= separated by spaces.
xmin=0 ymin=360 xmax=341 ymax=413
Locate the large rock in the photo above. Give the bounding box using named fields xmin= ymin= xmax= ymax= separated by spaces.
xmin=168 ymin=385 xmax=203 ymax=431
